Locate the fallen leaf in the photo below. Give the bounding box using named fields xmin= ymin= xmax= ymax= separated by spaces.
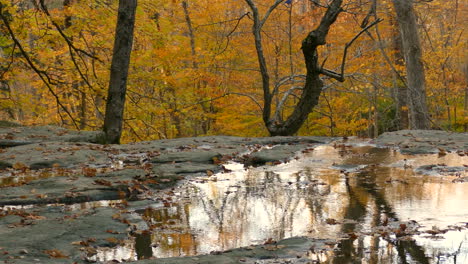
xmin=43 ymin=249 xmax=69 ymax=259
xmin=82 ymin=167 xmax=97 ymax=177
xmin=13 ymin=162 xmax=29 ymax=172
xmin=105 ymin=237 xmax=119 ymax=244
xmin=94 ymin=179 xmax=112 ymax=186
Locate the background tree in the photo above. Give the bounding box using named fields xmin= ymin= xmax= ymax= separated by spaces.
xmin=392 ymin=0 xmax=430 ymax=129
xmin=103 ymin=0 xmax=137 ymax=144
xmin=245 ymin=0 xmax=379 ymax=136
xmin=0 ymin=0 xmax=465 ymax=141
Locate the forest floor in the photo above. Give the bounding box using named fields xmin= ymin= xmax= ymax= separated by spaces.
xmin=0 ymin=125 xmax=467 ymax=263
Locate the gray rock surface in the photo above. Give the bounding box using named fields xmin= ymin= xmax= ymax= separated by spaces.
xmin=372 ymin=129 xmax=468 ymax=154
xmin=1 ymin=127 xmax=467 ymax=263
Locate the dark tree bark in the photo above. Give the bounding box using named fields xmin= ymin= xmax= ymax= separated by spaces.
xmin=246 ymin=0 xmax=344 ymax=136
xmin=103 ymin=0 xmax=137 ymax=144
xmin=392 ymin=0 xmax=430 ymax=129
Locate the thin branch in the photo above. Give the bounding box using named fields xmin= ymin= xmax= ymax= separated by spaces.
xmin=39 ymin=0 xmax=101 ymax=62
xmin=274 ymin=86 xmax=303 ymax=121
xmin=369 ymin=21 xmax=407 ymax=87
xmin=272 ymin=74 xmax=306 ymax=98
xmin=215 ymin=12 xmax=250 ymax=56
xmin=227 ymin=92 xmax=263 ymax=111
xmin=0 ymin=6 xmax=79 ymax=129
xmin=339 ymin=18 xmax=383 ymax=78
xmin=260 ymin=0 xmax=285 ymax=28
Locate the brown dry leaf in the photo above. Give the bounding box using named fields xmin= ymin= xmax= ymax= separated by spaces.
xmin=94 ymin=179 xmax=112 ymax=186
xmin=106 ymin=229 xmax=119 ymax=234
xmin=117 ymin=191 xmax=127 ymax=199
xmin=326 ymin=218 xmax=338 ymax=225
xmin=112 ymin=213 xmax=121 ymax=220
xmin=105 ymin=237 xmax=119 ymax=244
xmin=83 ymin=246 xmax=97 ymax=255
xmin=264 ymin=245 xmax=282 ymax=251
xmin=143 ymin=163 xmax=153 ymax=170
xmin=71 ymin=240 xmax=89 ymax=246
xmin=263 ymin=238 xmax=276 ymax=245
xmin=82 ymin=167 xmax=97 ymax=177
xmin=25 ymin=214 xmax=46 ymax=220
xmin=13 ymin=162 xmax=29 ymax=171
xmin=43 ymin=249 xmax=69 ymax=259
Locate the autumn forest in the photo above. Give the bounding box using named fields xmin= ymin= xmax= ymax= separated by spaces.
xmin=0 ymin=0 xmax=466 ymax=143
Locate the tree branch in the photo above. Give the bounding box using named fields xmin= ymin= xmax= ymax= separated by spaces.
xmin=260 ymin=0 xmax=285 ymax=28
xmin=340 ymin=18 xmax=382 ymax=78
xmin=319 ymin=18 xmax=382 ymax=82
xmin=0 ymin=5 xmax=79 ymax=129
xmin=39 ymin=0 xmax=101 ymax=62
xmin=273 ymin=86 xmax=303 ymax=121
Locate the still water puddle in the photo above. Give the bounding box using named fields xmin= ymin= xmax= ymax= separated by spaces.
xmin=94 ymin=144 xmax=468 ymax=263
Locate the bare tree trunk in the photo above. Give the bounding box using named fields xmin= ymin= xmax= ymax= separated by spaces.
xmin=463 ymin=60 xmax=468 ymax=132
xmin=246 ymin=0 xmax=345 ymax=136
xmin=390 ymin=16 xmax=409 ymax=130
xmin=392 ymin=0 xmax=430 ymax=129
xmin=103 ymin=0 xmax=137 ymax=144
xmin=182 ymin=1 xmax=197 ymax=69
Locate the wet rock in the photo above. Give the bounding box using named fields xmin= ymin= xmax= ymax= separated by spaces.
xmin=136 ymin=237 xmax=333 ymax=264
xmin=0 ymin=160 xmax=12 ymax=170
xmin=152 ymin=150 xmax=222 ymax=164
xmin=0 ymin=142 xmax=110 ymax=169
xmin=0 ymin=125 xmax=104 ymax=148
xmin=373 ymin=130 xmax=468 ymax=153
xmin=153 ymin=162 xmax=219 ymax=175
xmin=416 ymin=164 xmax=467 ymax=176
xmin=241 ymin=144 xmax=307 ymax=166
xmin=0 ymin=205 xmax=129 ymax=263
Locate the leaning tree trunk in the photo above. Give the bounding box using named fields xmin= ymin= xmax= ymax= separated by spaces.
xmin=103 ymin=0 xmax=137 ymax=144
xmin=267 ymin=0 xmax=343 ymax=136
xmin=392 ymin=0 xmax=430 ymax=129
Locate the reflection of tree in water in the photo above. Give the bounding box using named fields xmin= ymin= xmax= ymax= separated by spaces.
xmin=332 ymin=147 xmax=430 ymax=264
xmin=142 ymin=145 xmax=453 ymax=260
xmin=192 ymin=166 xmax=336 ymax=249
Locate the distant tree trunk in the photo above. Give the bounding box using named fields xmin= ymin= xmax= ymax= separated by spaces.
xmin=390 ymin=16 xmax=409 ymax=130
xmin=463 ymin=61 xmax=468 ymax=132
xmin=392 ymin=0 xmax=430 ymax=129
xmin=103 ymin=0 xmax=137 ymax=144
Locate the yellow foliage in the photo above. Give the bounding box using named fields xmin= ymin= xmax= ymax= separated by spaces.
xmin=0 ymin=0 xmax=466 ymax=139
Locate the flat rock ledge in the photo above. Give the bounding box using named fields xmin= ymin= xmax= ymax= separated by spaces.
xmin=1 ymin=126 xmax=467 ymax=263
xmin=372 ymin=129 xmax=468 ymax=154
